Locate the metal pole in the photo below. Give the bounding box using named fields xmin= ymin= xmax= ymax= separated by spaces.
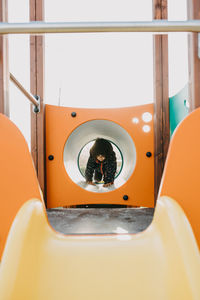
xmin=0 ymin=20 xmax=200 ymax=34
xmin=0 ymin=0 xmax=9 ymax=116
xmin=10 ymin=73 xmax=39 ymax=107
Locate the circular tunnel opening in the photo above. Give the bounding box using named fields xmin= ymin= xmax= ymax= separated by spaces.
xmin=63 ymin=120 xmax=136 ymax=193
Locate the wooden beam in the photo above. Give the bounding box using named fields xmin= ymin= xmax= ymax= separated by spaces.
xmin=187 ymin=0 xmax=200 ymax=111
xmin=153 ymin=0 xmax=169 ymax=201
xmin=30 ymin=0 xmax=45 ymax=199
xmin=0 ymin=0 xmax=9 ymax=116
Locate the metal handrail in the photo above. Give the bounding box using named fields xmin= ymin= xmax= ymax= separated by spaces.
xmin=10 ymin=73 xmax=39 ymax=107
xmin=0 ymin=20 xmax=200 ymax=34
xmin=6 ymin=20 xmax=200 ymax=107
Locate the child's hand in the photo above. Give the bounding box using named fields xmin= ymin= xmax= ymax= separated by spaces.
xmin=103 ymin=182 xmax=113 ymax=187
xmin=87 ymin=181 xmax=95 ymax=186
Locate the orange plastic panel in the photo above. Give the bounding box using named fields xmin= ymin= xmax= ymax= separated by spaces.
xmin=46 ymin=104 xmax=154 ymax=208
xmin=160 ymin=107 xmax=200 ymax=248
xmin=0 ymin=114 xmax=42 ymax=259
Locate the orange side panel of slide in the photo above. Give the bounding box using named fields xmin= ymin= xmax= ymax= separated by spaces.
xmin=0 ymin=114 xmax=42 ymax=259
xmin=160 ymin=107 xmax=200 ymax=248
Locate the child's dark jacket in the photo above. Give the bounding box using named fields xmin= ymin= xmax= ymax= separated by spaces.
xmin=85 ymin=151 xmax=117 ymax=184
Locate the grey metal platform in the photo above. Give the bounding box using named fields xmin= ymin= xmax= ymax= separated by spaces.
xmin=47 ymin=207 xmax=154 ymax=235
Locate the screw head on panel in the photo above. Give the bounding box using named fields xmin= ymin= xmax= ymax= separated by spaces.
xmin=48 ymin=155 xmax=54 ymax=161
xmin=146 ymin=152 xmax=152 ymax=157
xmin=71 ymin=112 xmax=77 ymax=117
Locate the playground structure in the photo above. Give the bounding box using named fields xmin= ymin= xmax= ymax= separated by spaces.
xmin=0 ymin=0 xmax=200 ymax=299
xmin=0 ymin=101 xmax=200 ymax=299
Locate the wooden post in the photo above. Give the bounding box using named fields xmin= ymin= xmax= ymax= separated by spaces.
xmin=0 ymin=0 xmax=9 ymax=116
xmin=187 ymin=0 xmax=200 ymax=111
xmin=153 ymin=0 xmax=169 ymax=201
xmin=30 ymin=0 xmax=45 ymax=199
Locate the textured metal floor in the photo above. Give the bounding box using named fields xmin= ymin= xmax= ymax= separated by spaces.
xmin=47 ymin=207 xmax=154 ymax=235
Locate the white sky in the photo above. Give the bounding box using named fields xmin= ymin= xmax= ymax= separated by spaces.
xmin=7 ymin=0 xmax=188 ymax=146
xmin=45 ymin=0 xmax=153 ymax=108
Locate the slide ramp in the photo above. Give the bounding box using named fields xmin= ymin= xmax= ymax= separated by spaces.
xmin=0 ymin=196 xmax=199 ymax=300
xmin=0 ymin=107 xmax=200 ymax=299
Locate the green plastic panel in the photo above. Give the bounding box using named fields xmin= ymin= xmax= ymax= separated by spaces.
xmin=169 ymin=84 xmax=189 ymax=137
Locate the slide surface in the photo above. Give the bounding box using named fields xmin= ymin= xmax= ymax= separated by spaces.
xmin=0 ymin=196 xmax=199 ymax=300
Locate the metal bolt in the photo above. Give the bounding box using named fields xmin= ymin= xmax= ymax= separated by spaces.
xmin=48 ymin=155 xmax=54 ymax=161
xmin=34 ymin=106 xmax=39 ymax=113
xmin=71 ymin=112 xmax=77 ymax=117
xmin=146 ymin=152 xmax=152 ymax=157
xmin=123 ymin=195 xmax=128 ymax=201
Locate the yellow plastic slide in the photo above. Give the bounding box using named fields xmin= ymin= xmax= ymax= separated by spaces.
xmin=0 ymin=196 xmax=199 ymax=300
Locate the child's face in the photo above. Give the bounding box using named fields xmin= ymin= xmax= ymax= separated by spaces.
xmin=97 ymin=155 xmax=105 ymax=162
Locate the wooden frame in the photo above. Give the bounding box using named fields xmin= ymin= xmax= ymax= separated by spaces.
xmin=28 ymin=0 xmax=170 ymax=204
xmin=30 ymin=0 xmax=45 ymax=199
xmin=153 ymin=0 xmax=169 ymax=201
xmin=187 ymin=0 xmax=200 ymax=111
xmin=0 ymin=0 xmax=9 ymax=116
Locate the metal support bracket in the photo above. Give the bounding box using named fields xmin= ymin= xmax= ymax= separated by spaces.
xmin=33 ymin=95 xmax=40 ymax=113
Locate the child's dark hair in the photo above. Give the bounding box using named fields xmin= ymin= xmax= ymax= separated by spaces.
xmin=90 ymin=138 xmax=113 ymax=159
